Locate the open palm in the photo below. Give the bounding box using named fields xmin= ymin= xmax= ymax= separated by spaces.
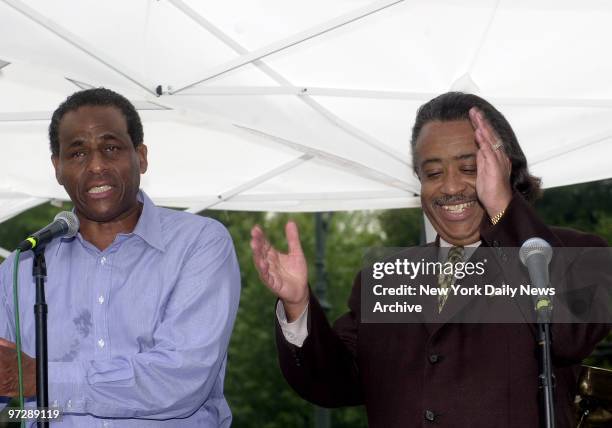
xmin=470 ymin=107 xmax=512 ymax=217
xmin=251 ymin=221 xmax=309 ymax=307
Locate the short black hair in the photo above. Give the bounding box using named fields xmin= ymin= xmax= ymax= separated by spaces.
xmin=411 ymin=92 xmax=542 ymax=202
xmin=49 ymin=88 xmax=143 ymax=156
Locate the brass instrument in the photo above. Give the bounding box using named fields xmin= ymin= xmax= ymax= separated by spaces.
xmin=576 ymin=365 xmax=612 ymax=427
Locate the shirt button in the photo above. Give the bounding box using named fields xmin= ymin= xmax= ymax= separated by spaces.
xmin=98 ymin=339 xmax=105 ymax=348
xmin=429 ymin=354 xmax=440 ymax=364
xmin=100 ymin=256 xmax=106 ymax=265
xmin=424 ymin=410 xmax=436 ymax=421
xmin=98 ymin=295 xmax=105 ymax=304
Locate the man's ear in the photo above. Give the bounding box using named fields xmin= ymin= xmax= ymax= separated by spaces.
xmin=137 ymin=144 xmax=148 ymax=174
xmin=51 ymin=155 xmax=63 ymax=185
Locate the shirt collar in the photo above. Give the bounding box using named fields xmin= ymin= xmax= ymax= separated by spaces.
xmin=438 ymin=237 xmax=480 ymax=261
xmin=61 ymin=190 xmax=165 ymax=253
xmin=132 ymin=190 xmax=166 ymax=252
xmin=439 ymin=237 xmax=481 ymax=248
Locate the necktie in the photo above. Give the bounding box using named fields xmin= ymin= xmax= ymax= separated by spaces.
xmin=437 ymin=246 xmax=464 ymax=313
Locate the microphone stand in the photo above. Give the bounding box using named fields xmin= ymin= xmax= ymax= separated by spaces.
xmin=32 ymin=247 xmax=49 ymax=428
xmin=535 ymin=297 xmax=555 ymax=428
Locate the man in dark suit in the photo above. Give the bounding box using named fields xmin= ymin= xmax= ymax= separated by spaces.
xmin=250 ymin=92 xmax=611 ymax=427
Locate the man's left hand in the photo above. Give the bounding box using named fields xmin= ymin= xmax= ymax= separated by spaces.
xmin=469 ymin=107 xmax=513 ymax=218
xmin=0 ymin=338 xmax=36 ymax=397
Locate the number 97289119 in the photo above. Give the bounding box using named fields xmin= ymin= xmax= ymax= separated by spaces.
xmin=4 ymin=408 xmax=62 ymax=422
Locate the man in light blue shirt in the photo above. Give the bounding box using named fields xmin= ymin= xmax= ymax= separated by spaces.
xmin=0 ymin=88 xmax=241 ymax=427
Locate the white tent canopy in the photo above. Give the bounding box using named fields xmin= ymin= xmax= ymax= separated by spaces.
xmin=1 ymin=0 xmax=612 ymax=223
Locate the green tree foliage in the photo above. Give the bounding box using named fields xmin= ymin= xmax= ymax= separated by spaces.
xmin=378 ymin=207 xmax=424 ymax=247
xmin=535 ymin=179 xmax=612 ymax=244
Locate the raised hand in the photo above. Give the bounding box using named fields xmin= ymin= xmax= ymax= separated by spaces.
xmin=250 ymin=221 xmax=309 ymax=321
xmin=469 ymin=107 xmax=513 ymax=218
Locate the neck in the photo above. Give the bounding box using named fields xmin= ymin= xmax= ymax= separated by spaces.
xmin=78 ymin=202 xmax=143 ymax=251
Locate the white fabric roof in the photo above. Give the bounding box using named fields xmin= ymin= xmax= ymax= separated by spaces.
xmin=1 ymin=0 xmax=612 ymax=221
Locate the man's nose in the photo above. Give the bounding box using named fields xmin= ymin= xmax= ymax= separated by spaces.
xmin=86 ymin=149 xmax=108 ymax=174
xmin=440 ymin=169 xmax=466 ymax=195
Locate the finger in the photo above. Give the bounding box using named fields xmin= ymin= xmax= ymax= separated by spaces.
xmin=250 ymin=236 xmax=268 ymax=261
xmin=251 ymin=225 xmax=274 ymax=257
xmin=255 ymin=243 xmax=283 ymax=289
xmin=257 ymin=256 xmax=279 ymax=291
xmin=475 ymin=129 xmax=492 ymax=161
xmin=469 ymin=108 xmax=486 ymax=151
xmin=471 ymin=109 xmax=494 ymax=155
xmin=250 ymin=224 xmax=266 ymax=246
xmin=267 ymin=270 xmax=281 ymax=290
xmin=476 ymin=111 xmax=497 ymax=147
xmin=255 ymin=255 xmax=269 ymax=274
xmin=471 ymin=107 xmax=492 ymax=138
xmin=285 ymin=221 xmax=303 ymax=255
xmin=255 ymin=258 xmax=274 ymax=287
xmin=253 ymin=246 xmax=273 ymax=279
xmin=475 ymin=111 xmax=507 ymax=161
xmin=250 ymin=226 xmax=262 ymax=249
xmin=251 ymin=238 xmax=270 ymax=278
xmin=471 ymin=108 xmax=494 ymax=146
xmin=477 ymin=130 xmax=510 ymax=182
xmin=250 ymin=239 xmax=264 ymax=269
xmin=468 ymin=107 xmax=480 ymax=136
xmin=476 ymin=126 xmax=504 ymax=170
xmin=476 ymin=146 xmax=487 ymax=177
xmin=0 ymin=338 xmax=16 ymax=349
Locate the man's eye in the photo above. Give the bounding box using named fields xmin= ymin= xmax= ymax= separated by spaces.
xmin=105 ymin=145 xmax=120 ymax=152
xmin=426 ymin=172 xmax=441 ymax=178
xmin=462 ymin=167 xmax=477 ymax=174
xmin=71 ymin=151 xmax=85 ymax=158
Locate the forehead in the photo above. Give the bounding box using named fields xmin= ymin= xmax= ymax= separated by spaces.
xmin=58 ymin=105 xmax=128 ymax=140
xmin=415 ymin=120 xmax=477 ymax=163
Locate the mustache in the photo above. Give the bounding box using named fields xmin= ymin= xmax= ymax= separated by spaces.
xmin=433 ymin=194 xmax=478 ymax=206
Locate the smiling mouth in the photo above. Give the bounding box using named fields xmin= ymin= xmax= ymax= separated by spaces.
xmin=87 ymin=185 xmax=113 ymax=194
xmin=440 ymin=201 xmax=476 ymax=213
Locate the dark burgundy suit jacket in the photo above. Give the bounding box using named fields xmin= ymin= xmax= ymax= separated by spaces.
xmin=275 ymin=194 xmax=611 ymax=427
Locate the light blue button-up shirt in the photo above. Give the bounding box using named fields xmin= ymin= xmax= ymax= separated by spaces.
xmin=0 ymin=191 xmax=241 ymax=427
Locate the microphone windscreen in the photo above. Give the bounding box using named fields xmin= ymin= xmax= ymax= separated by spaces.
xmin=519 ymin=237 xmax=552 ymax=266
xmin=54 ymin=211 xmax=80 ymax=238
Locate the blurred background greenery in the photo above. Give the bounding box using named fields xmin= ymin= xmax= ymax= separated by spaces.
xmin=0 ymin=179 xmax=610 ymax=427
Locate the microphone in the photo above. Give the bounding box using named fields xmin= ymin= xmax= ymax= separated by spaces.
xmin=519 ymin=237 xmax=553 ymax=317
xmin=520 ymin=238 xmax=557 ymax=425
xmin=16 ymin=211 xmax=80 ymax=252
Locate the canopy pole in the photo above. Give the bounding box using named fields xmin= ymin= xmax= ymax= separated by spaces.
xmin=168 ymin=0 xmax=404 ymax=93
xmin=186 ymin=155 xmax=313 ymax=213
xmin=235 ymin=124 xmax=419 ymax=193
